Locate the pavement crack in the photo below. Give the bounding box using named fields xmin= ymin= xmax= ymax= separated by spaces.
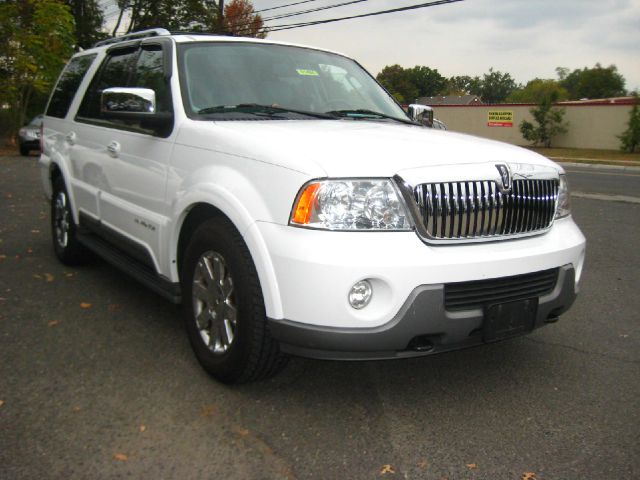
xmin=524 ymin=336 xmax=640 ymax=365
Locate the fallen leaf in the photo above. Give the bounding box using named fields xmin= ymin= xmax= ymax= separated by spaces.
xmin=139 ymin=425 xmax=146 ymax=433
xmin=48 ymin=320 xmax=60 ymax=327
xmin=64 ymin=272 xmax=74 ymax=278
xmin=235 ymin=427 xmax=250 ymax=437
xmin=466 ymin=463 xmax=478 ymax=470
xmin=379 ymin=464 xmax=395 ymax=475
xmin=33 ymin=274 xmax=42 ymax=280
xmin=26 ymin=248 xmax=33 ymax=254
xmin=44 ymin=273 xmax=54 ymax=282
xmin=417 ymin=460 xmax=428 ymax=469
xmin=31 ymin=229 xmax=41 ymax=234
xmin=72 ymin=406 xmax=81 ymax=412
xmin=80 ymin=302 xmax=92 ymax=309
xmin=522 ymin=473 xmax=537 ymax=480
xmin=201 ymin=404 xmax=218 ymax=417
xmin=113 ymin=453 xmax=128 ymax=462
xmin=0 ymin=255 xmax=6 ymax=261
xmin=0 ymin=400 xmax=4 ymax=408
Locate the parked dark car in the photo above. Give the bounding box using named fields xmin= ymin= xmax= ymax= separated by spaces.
xmin=18 ymin=114 xmax=43 ymax=156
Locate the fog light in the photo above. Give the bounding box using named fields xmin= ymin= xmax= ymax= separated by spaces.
xmin=349 ymin=280 xmax=372 ymax=309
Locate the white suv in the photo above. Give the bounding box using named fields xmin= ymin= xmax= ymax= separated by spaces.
xmin=40 ymin=29 xmax=586 ymax=383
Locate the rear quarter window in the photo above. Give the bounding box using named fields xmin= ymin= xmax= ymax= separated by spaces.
xmin=46 ymin=54 xmax=97 ymax=119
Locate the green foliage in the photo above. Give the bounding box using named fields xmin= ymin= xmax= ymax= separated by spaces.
xmin=508 ymin=78 xmax=569 ymax=104
xmin=376 ymin=64 xmax=418 ymax=104
xmin=113 ymin=0 xmax=222 ymax=34
xmin=0 ymin=0 xmax=75 ymax=137
xmin=480 ymin=68 xmax=517 ymax=104
xmin=519 ymin=93 xmax=569 ymax=148
xmin=618 ymin=94 xmax=640 ymax=153
xmin=66 ymin=0 xmax=106 ymax=49
xmin=408 ymin=66 xmax=447 ymax=98
xmin=559 ymin=63 xmax=626 ymax=100
xmin=376 ymin=64 xmax=446 ymax=103
xmin=443 ymin=75 xmax=481 ymax=96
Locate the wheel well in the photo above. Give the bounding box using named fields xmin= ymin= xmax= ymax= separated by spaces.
xmin=50 ymin=164 xmax=62 ymax=184
xmin=177 ymin=203 xmax=226 ymax=278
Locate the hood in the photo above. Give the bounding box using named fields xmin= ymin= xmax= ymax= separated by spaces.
xmin=179 ymin=119 xmax=561 ymax=179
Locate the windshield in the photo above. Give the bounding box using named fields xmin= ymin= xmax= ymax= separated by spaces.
xmin=178 ymin=42 xmax=408 ymax=121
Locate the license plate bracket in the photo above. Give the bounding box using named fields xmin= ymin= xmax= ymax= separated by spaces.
xmin=483 ymin=298 xmax=538 ymax=343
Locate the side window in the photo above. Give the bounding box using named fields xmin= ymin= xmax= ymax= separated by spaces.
xmin=77 ymin=47 xmax=138 ymax=120
xmin=46 ymin=54 xmax=97 ymax=119
xmin=132 ymin=46 xmax=172 ymax=114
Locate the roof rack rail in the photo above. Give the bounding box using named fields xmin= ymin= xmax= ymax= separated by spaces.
xmin=93 ymin=28 xmax=171 ymax=48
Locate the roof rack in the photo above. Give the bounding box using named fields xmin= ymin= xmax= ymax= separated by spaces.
xmin=93 ymin=28 xmax=171 ymax=48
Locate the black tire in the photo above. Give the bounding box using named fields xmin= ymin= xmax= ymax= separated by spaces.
xmin=51 ymin=176 xmax=89 ymax=265
xmin=19 ymin=144 xmax=29 ymax=156
xmin=182 ymin=217 xmax=287 ymax=383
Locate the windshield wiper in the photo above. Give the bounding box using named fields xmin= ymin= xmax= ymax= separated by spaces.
xmin=325 ymin=109 xmax=417 ymax=125
xmin=197 ymin=103 xmax=334 ymax=119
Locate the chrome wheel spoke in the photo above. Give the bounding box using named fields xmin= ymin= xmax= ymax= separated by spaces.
xmin=192 ymin=250 xmax=237 ymax=356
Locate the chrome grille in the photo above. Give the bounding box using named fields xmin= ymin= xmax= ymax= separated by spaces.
xmin=414 ymin=179 xmax=558 ymax=240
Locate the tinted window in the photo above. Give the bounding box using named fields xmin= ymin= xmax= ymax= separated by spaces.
xmin=46 ymin=54 xmax=97 ymax=118
xmin=77 ymin=47 xmax=138 ymax=119
xmin=132 ymin=46 xmax=172 ymax=114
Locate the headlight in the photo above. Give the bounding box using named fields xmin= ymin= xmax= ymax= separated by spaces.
xmin=290 ymin=179 xmax=412 ymax=230
xmin=556 ymin=174 xmax=571 ymax=218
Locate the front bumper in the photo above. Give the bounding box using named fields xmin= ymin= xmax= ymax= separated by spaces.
xmin=269 ymin=265 xmax=577 ymax=360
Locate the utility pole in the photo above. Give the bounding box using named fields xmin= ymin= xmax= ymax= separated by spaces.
xmin=218 ymin=0 xmax=225 ymax=33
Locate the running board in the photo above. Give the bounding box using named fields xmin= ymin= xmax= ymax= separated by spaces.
xmin=77 ymin=231 xmax=181 ymax=304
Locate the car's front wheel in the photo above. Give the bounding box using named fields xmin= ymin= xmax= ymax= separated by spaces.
xmin=181 ymin=217 xmax=287 ymax=383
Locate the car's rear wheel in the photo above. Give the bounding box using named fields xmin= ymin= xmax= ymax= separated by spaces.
xmin=182 ymin=217 xmax=287 ymax=383
xmin=51 ymin=176 xmax=88 ymax=265
xmin=19 ymin=144 xmax=29 ymax=156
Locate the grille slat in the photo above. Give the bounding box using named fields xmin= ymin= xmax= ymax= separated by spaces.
xmin=445 ymin=268 xmax=559 ymax=311
xmin=414 ymin=179 xmax=558 ymax=240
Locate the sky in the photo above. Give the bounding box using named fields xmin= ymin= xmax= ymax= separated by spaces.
xmin=249 ymin=0 xmax=640 ymax=91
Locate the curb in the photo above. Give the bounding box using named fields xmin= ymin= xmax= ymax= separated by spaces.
xmin=555 ymin=161 xmax=640 ymax=172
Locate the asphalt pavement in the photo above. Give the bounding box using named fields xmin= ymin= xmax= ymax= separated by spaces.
xmin=1 ymin=154 xmax=639 ymax=480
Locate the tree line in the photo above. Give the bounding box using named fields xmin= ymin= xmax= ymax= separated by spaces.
xmin=376 ymin=63 xmax=630 ymax=104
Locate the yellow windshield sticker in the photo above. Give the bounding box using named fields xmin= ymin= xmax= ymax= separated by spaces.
xmin=296 ymin=69 xmax=319 ymax=76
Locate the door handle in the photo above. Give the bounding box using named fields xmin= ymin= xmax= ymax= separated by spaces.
xmin=107 ymin=141 xmax=120 ymax=158
xmin=66 ymin=131 xmax=76 ymax=145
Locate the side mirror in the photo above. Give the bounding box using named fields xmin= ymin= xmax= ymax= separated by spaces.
xmin=101 ymin=87 xmax=157 ymax=115
xmin=101 ymin=87 xmax=172 ymax=135
xmin=408 ymin=104 xmax=434 ymax=127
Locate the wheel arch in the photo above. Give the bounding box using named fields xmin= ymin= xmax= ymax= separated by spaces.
xmin=173 ymin=197 xmax=284 ymax=319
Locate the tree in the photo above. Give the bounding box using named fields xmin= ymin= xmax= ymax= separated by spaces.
xmin=224 ymin=0 xmax=266 ymax=38
xmin=559 ymin=63 xmax=626 ymax=100
xmin=0 ymin=0 xmax=75 ymax=137
xmin=479 ymin=67 xmax=517 ymax=104
xmin=507 ymin=78 xmax=568 ymax=104
xmin=113 ymin=0 xmax=217 ymax=34
xmin=618 ymin=94 xmax=640 ymax=153
xmin=65 ymin=0 xmax=106 ymax=49
xmin=408 ymin=66 xmax=446 ymax=98
xmin=443 ymin=75 xmax=481 ymax=96
xmin=519 ymin=93 xmax=569 ymax=148
xmin=376 ymin=65 xmax=417 ymax=104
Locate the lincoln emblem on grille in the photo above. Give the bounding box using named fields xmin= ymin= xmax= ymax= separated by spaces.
xmin=495 ymin=164 xmax=511 ymax=192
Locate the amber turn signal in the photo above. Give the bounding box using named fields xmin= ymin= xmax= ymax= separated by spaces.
xmin=291 ymin=182 xmax=320 ymax=224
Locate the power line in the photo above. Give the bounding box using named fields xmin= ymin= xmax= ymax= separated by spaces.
xmin=231 ymin=0 xmax=371 ymax=33
xmin=254 ymin=0 xmax=321 ymax=14
xmin=261 ymin=0 xmax=370 ymax=22
xmin=264 ymin=0 xmax=464 ymax=32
